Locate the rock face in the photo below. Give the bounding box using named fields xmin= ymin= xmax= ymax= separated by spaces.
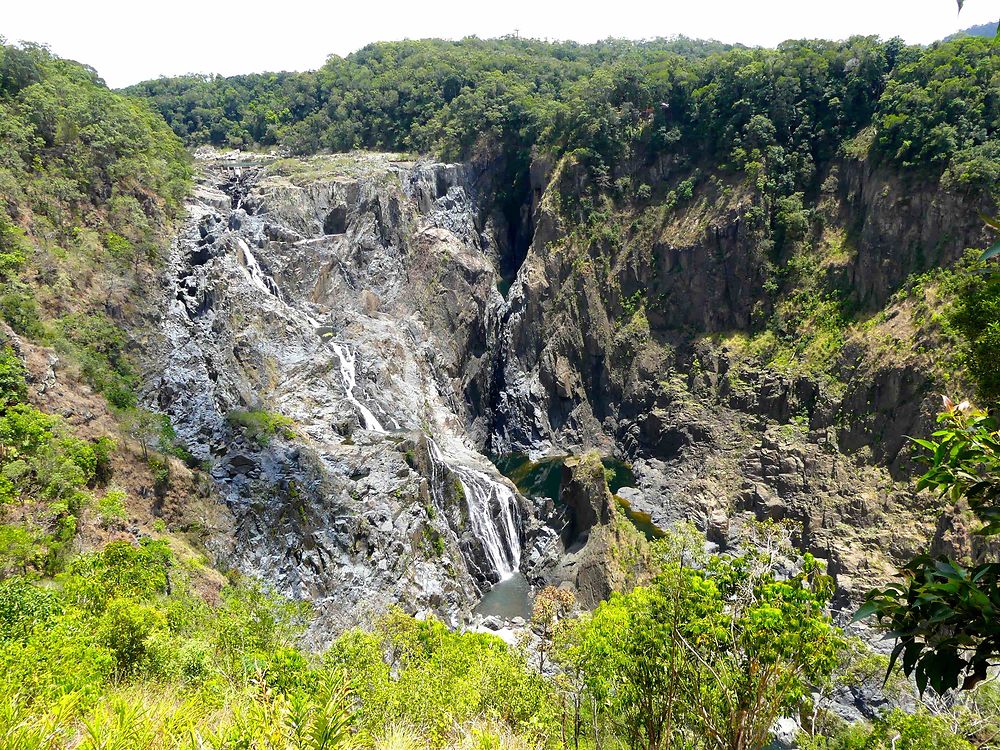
xmin=146 ymin=153 xmax=528 ymax=640
xmin=485 ymin=150 xmax=992 ymax=599
xmin=143 ymin=146 xmax=993 ymax=635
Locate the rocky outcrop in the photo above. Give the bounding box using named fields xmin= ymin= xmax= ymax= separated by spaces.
xmin=143 ymin=144 xmax=993 ymax=634
xmin=145 ymin=152 xmax=532 ymax=641
xmin=834 ymin=157 xmax=994 ymax=309
xmin=558 ymin=454 xmax=612 ymax=547
xmin=484 ymin=148 xmax=993 ymax=600
xmin=519 ymin=452 xmax=653 ymax=609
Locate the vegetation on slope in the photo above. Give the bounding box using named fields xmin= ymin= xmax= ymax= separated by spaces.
xmin=128 ymin=36 xmax=997 ymax=193
xmin=3 ymin=515 xmax=1000 ymax=749
xmin=0 ymin=40 xmax=196 ymax=591
xmin=0 ymin=39 xmax=190 ymax=403
xmin=0 ymin=30 xmax=998 ymax=750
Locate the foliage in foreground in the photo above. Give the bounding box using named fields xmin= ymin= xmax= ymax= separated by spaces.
xmin=1 ymin=518 xmax=995 ymax=750
xmin=862 ymin=400 xmax=1000 ymax=695
xmin=0 ymin=537 xmax=556 ymax=750
xmin=555 ymin=533 xmax=841 ymax=750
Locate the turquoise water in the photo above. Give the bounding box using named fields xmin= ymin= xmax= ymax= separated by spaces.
xmin=491 ymin=453 xmax=567 ymax=503
xmin=602 ymin=458 xmax=637 ymax=494
xmin=474 ymin=572 xmax=533 ymax=620
xmin=491 ymin=453 xmax=637 ymax=500
xmin=491 ymin=453 xmax=662 ymax=540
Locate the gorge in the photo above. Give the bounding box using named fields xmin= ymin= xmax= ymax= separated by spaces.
xmin=1 ymin=30 xmax=998 ymax=749
xmin=146 ymin=132 xmax=990 ymax=636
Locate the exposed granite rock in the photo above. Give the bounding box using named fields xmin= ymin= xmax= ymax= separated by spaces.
xmin=144 ymin=153 xmax=530 ymax=642
xmin=143 ymin=143 xmax=994 ymax=639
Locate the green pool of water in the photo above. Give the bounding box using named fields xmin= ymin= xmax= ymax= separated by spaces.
xmin=613 ymin=496 xmax=666 ymax=541
xmin=491 ymin=453 xmax=567 ymax=503
xmin=474 ymin=572 xmax=533 ymax=620
xmin=491 ymin=453 xmax=662 ymax=540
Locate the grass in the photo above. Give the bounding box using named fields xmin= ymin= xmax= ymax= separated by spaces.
xmin=265 ymin=152 xmax=419 ymax=186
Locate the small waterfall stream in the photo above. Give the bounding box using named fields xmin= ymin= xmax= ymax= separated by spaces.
xmin=236 ymin=238 xmax=282 ymax=298
xmin=427 ymin=439 xmax=521 ymax=581
xmin=330 ymin=342 xmax=384 ymax=432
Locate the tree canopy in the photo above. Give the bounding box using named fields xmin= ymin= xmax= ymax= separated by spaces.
xmin=127 ymin=36 xmax=998 ymax=202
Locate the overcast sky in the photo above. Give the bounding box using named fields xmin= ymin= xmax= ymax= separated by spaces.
xmin=2 ymin=0 xmax=996 ymax=89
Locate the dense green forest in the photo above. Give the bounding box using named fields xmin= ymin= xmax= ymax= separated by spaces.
xmin=128 ymin=35 xmax=998 ymax=195
xmin=1 ymin=31 xmax=1000 ymax=750
xmin=0 ymin=40 xmax=193 ymax=578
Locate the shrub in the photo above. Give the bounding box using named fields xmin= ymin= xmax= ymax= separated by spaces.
xmin=61 ymin=540 xmax=170 ymax=614
xmin=0 ymin=346 xmax=27 ymax=407
xmin=97 ymin=597 xmax=167 ymax=678
xmin=0 ymin=576 xmax=60 ymax=641
xmin=96 ymin=488 xmax=127 ymax=528
xmin=948 ymin=270 xmax=1000 ymax=406
xmin=228 ymin=409 xmax=297 ymax=446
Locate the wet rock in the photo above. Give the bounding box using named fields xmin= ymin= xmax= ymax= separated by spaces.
xmin=146 ymin=152 xmax=532 ymax=642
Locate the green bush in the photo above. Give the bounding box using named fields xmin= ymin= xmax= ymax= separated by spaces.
xmin=947 ymin=270 xmax=1000 ymax=405
xmin=866 ymin=710 xmax=974 ymax=750
xmin=97 ymin=597 xmax=167 ymax=678
xmin=0 ymin=346 xmax=27 ymax=407
xmin=53 ymin=313 xmax=138 ymax=408
xmin=0 ymin=575 xmax=60 ymax=641
xmin=325 ymin=608 xmax=557 ymax=747
xmin=60 ymin=540 xmax=170 ymax=614
xmin=0 ymin=288 xmax=43 ymax=337
xmin=96 ymin=487 xmax=127 ymax=528
xmin=228 ymin=409 xmax=297 ymax=446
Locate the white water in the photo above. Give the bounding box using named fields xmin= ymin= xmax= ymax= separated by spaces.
xmin=237 ymin=238 xmax=281 ymax=298
xmin=233 ymin=237 xmax=385 ymax=435
xmin=427 ymin=439 xmax=521 ymax=580
xmin=331 ymin=342 xmax=384 ymax=432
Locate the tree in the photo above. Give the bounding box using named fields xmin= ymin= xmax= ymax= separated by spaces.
xmin=120 ymin=407 xmax=163 ymax=461
xmin=530 ymin=585 xmax=575 ymax=671
xmin=561 ymin=545 xmax=842 ymax=750
xmin=861 ymin=399 xmax=1000 ymax=694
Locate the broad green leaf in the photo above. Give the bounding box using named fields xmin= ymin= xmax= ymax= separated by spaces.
xmin=981 ymin=241 xmax=1000 ymax=261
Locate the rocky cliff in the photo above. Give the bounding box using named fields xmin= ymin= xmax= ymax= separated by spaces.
xmin=144 ymin=151 xmax=543 ymax=638
xmin=143 ymin=146 xmax=993 ymax=636
xmin=488 ymin=147 xmax=992 ymax=605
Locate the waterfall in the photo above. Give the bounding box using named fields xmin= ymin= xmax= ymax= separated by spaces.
xmin=226 ymin=204 xmax=519 ymax=582
xmin=427 ymin=439 xmax=521 ymax=581
xmin=234 ymin=235 xmax=384 ymax=435
xmin=237 ymin=238 xmax=281 ymax=298
xmin=331 ymin=342 xmax=384 ymax=432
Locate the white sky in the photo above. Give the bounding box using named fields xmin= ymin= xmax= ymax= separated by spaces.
xmin=1 ymin=0 xmax=997 ymax=89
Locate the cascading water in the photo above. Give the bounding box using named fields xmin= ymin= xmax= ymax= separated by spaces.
xmin=427 ymin=439 xmax=521 ymax=581
xmin=330 ymin=342 xmax=384 ymax=432
xmin=236 ymin=238 xmax=281 ymax=298
xmin=210 ymin=159 xmax=524 ymax=591
xmin=233 ymin=235 xmax=385 ymax=435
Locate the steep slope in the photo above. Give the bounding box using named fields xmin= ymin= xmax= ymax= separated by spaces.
xmin=0 ymin=41 xmax=220 ymax=585
xmin=489 ymin=142 xmax=993 ymax=601
xmin=145 ymin=151 xmax=547 ymax=637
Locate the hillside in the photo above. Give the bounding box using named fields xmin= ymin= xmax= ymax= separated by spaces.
xmin=1 ymin=34 xmax=999 ymax=750
xmin=944 ymin=21 xmax=999 ymax=39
